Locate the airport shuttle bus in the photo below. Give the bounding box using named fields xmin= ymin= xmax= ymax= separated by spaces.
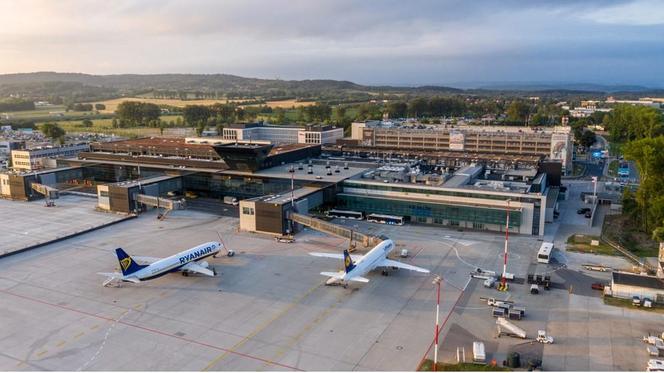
xmin=326 ymin=209 xmax=364 ymax=220
xmin=537 ymin=242 xmax=554 ymax=264
xmin=367 ymin=213 xmax=405 ymax=226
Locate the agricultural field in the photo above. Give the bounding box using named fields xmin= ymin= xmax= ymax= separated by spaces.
xmin=94 ymin=97 xmax=316 ymax=113
xmin=1 ymin=105 xmax=100 ymax=121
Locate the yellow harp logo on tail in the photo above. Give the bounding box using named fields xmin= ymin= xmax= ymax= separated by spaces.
xmin=344 ymin=255 xmax=351 ymax=268
xmin=120 ymin=257 xmax=132 ymax=272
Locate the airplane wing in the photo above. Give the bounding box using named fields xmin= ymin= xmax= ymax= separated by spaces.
xmin=378 ymin=259 xmax=431 ymax=273
xmin=131 ymin=256 xmax=162 ymax=265
xmin=181 ymin=262 xmax=215 ymax=277
xmin=348 ymin=276 xmax=370 ymax=283
xmin=310 ymin=252 xmax=362 ymax=261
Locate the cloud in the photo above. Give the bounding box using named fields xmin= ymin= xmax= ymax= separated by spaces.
xmin=577 ymin=0 xmax=664 ymax=25
xmin=0 ymin=0 xmax=661 ymax=86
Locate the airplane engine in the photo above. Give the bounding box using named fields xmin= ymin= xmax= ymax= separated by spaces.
xmin=199 ymin=261 xmax=209 ymax=268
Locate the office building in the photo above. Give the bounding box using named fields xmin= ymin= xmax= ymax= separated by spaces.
xmin=11 ymin=143 xmax=90 ymax=171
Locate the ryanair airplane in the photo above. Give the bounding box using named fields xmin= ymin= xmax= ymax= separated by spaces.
xmin=99 ymin=241 xmax=225 ymax=286
xmin=310 ymin=239 xmax=429 ymax=287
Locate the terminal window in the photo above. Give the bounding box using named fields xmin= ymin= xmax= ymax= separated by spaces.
xmin=242 ymin=207 xmax=255 ymax=215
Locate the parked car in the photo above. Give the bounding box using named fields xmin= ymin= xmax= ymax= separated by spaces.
xmin=585 ymin=211 xmax=592 ymax=218
xmin=591 ymin=282 xmax=605 ymax=291
xmin=577 ymin=207 xmax=590 ymax=214
xmin=633 ymin=296 xmax=642 ymax=306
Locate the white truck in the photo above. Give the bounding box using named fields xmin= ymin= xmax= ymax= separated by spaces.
xmin=536 ymin=330 xmax=554 ymax=344
xmin=484 ymin=297 xmax=513 ymax=309
xmin=647 ymin=359 xmax=664 ymax=371
xmin=496 ymin=317 xmax=527 ymax=339
xmin=223 ymin=196 xmax=239 ymax=206
xmin=473 ymin=341 xmax=486 ymax=363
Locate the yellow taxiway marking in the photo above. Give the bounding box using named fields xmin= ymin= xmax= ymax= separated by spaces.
xmin=202 ymin=280 xmax=325 ymax=371
xmin=56 ymin=340 xmax=66 ymax=348
xmin=90 ymin=324 xmax=100 ymax=330
xmin=74 ymin=332 xmax=85 ymax=339
xmin=36 ymin=350 xmax=47 ymax=357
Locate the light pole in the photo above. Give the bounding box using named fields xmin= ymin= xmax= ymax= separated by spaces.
xmin=432 ymin=275 xmax=442 ymax=371
xmin=592 ymin=176 xmax=597 ymax=202
xmin=501 ymin=199 xmax=511 ymax=290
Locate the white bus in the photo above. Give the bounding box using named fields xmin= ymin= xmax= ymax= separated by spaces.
xmin=326 ymin=209 xmax=364 ymax=220
xmin=537 ymin=242 xmax=554 ymax=264
xmin=367 ymin=213 xmax=405 ymax=225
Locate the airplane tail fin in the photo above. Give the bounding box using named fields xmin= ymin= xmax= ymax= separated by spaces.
xmin=343 ymin=249 xmax=355 ymax=273
xmin=115 ymin=248 xmax=147 ymax=276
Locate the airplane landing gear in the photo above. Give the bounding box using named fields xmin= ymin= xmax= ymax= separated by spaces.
xmin=381 ymin=270 xmax=389 ymax=276
xmin=212 ymin=267 xmax=217 ymax=276
xmin=182 ymin=271 xmax=189 ymax=277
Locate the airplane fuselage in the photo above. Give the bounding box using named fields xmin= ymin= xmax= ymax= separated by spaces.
xmin=121 ymin=241 xmax=221 ymax=282
xmin=341 ymin=239 xmax=394 ymax=282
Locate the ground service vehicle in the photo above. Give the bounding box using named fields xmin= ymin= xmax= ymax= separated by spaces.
xmin=537 ymin=242 xmax=554 ymax=264
xmin=537 ymin=330 xmax=554 ymax=344
xmin=496 ymin=317 xmax=527 ymax=339
xmin=473 ymin=342 xmax=486 ymax=363
xmin=223 ymin=196 xmax=238 ymax=206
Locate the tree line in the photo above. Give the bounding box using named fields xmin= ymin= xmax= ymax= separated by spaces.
xmin=0 ymin=98 xmax=35 ymax=112
xmin=609 ymin=104 xmax=664 ymax=243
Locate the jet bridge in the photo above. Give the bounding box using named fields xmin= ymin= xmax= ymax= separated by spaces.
xmin=30 ymin=183 xmax=59 ymax=206
xmin=136 ymin=194 xmax=186 ymax=220
xmin=289 ymin=212 xmax=384 ymax=248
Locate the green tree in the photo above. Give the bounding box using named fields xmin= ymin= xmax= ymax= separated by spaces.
xmin=40 ymin=122 xmax=66 ymax=144
xmin=81 ymin=119 xmax=94 ymax=128
xmin=604 ymin=104 xmax=664 ymax=142
xmin=333 ymin=106 xmax=347 ymax=124
xmin=623 ymin=136 xmax=664 ymax=232
xmin=385 ymin=102 xmax=407 ymax=119
xmin=115 ymin=101 xmax=161 ymax=126
xmin=579 ymin=130 xmax=597 ymax=148
xmin=182 ymin=105 xmax=211 ymax=126
xmin=273 ymin=107 xmax=287 ymax=124
xmin=94 ymin=103 xmax=106 ymax=111
xmin=355 ymin=103 xmax=381 ymax=120
xmin=407 ymin=98 xmax=429 ymax=118
xmin=195 ymin=122 xmax=206 ymax=136
xmin=506 ymin=101 xmax=531 ymax=124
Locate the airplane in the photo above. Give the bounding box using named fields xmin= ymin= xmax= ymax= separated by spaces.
xmin=98 ymin=241 xmax=225 ymax=287
xmin=309 ymin=239 xmax=430 ymax=286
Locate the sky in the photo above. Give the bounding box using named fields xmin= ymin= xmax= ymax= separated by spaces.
xmin=1 ymin=0 xmax=663 ymax=87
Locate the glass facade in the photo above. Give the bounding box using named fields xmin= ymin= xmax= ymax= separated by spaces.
xmin=338 ymin=194 xmax=521 ymax=228
xmin=343 ymin=180 xmax=539 ymax=204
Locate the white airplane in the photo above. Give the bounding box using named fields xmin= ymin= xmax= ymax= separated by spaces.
xmin=309 ymin=239 xmax=430 ymax=286
xmin=99 ymin=241 xmax=224 ymax=287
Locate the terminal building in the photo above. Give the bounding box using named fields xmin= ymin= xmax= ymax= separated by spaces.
xmin=221 ymin=122 xmax=344 ymax=145
xmin=1 ymin=134 xmax=561 ymax=237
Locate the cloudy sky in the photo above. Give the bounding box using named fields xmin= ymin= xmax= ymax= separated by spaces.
xmin=1 ymin=0 xmax=663 ymax=86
